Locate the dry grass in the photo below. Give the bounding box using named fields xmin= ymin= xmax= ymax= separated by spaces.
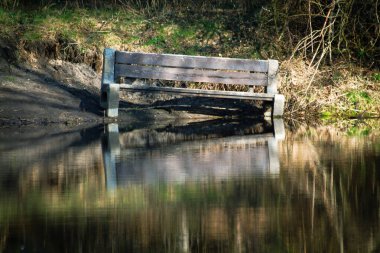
xmin=1 ymin=3 xmax=379 ymax=120
xmin=280 ymin=58 xmax=380 ymax=120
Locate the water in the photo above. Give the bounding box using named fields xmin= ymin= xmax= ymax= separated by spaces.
xmin=0 ymin=119 xmax=379 ymax=252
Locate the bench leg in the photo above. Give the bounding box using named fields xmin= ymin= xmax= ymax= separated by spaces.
xmin=267 ymin=138 xmax=280 ymax=175
xmin=273 ymin=118 xmax=285 ymax=140
xmin=272 ymin=94 xmax=285 ymax=117
xmin=100 ymin=83 xmax=120 ymax=117
xmin=102 ymin=123 xmax=120 ymax=191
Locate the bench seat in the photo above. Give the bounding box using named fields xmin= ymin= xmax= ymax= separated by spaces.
xmin=100 ymin=48 xmax=285 ymax=118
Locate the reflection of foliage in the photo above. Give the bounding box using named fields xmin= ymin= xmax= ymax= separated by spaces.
xmin=301 ymin=119 xmax=380 ymax=137
xmin=1 ymin=123 xmax=380 ymax=252
xmin=347 ymin=126 xmax=370 ymax=136
xmin=374 ymin=73 xmax=380 ymax=82
xmin=2 ymin=151 xmax=380 ymax=252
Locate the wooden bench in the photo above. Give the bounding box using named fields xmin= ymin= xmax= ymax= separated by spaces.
xmin=100 ymin=48 xmax=285 ymax=118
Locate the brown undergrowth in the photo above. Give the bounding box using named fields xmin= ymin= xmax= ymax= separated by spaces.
xmin=10 ymin=39 xmax=380 ymax=121
xmin=280 ymin=58 xmax=380 ymax=120
xmin=0 ymin=4 xmax=379 ymax=120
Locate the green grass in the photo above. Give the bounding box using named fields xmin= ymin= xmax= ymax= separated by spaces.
xmin=0 ymin=7 xmax=143 ymax=48
xmin=346 ymin=91 xmax=371 ymax=104
xmin=320 ymin=111 xmax=333 ymax=119
xmin=373 ymin=73 xmax=380 ymax=82
xmin=0 ymin=6 xmax=254 ymax=57
xmin=2 ymin=75 xmax=16 ymax=82
xmin=1 ymin=5 xmax=379 ymax=120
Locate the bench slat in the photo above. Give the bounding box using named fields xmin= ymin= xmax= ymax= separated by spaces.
xmin=119 ymin=84 xmax=274 ymax=101
xmin=115 ymin=51 xmax=269 ymax=73
xmin=115 ymin=65 xmax=268 ymax=86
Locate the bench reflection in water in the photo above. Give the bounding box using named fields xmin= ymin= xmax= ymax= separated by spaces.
xmin=102 ymin=119 xmax=285 ymax=190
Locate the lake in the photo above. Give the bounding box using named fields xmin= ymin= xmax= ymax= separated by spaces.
xmin=0 ymin=119 xmax=379 ymax=252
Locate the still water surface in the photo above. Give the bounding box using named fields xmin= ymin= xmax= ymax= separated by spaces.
xmin=0 ymin=119 xmax=379 ymax=252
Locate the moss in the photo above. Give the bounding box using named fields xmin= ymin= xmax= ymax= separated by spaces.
xmin=145 ymin=35 xmax=166 ymax=47
xmin=346 ymin=91 xmax=371 ymax=104
xmin=3 ymin=75 xmax=16 ymax=82
xmin=320 ymin=111 xmax=333 ymax=120
xmin=373 ymin=73 xmax=380 ymax=82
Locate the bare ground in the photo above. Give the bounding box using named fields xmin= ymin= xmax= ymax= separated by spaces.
xmin=0 ymin=57 xmax=238 ymax=126
xmin=0 ymin=57 xmax=102 ymax=125
xmin=0 ymin=59 xmax=205 ymax=126
xmin=0 ymin=38 xmax=269 ymax=126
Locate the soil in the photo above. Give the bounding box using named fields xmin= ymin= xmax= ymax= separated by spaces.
xmin=0 ymin=39 xmax=269 ymax=127
xmin=0 ymin=56 xmax=226 ymax=127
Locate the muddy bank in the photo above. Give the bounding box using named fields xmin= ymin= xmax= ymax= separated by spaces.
xmin=0 ymin=57 xmax=258 ymax=127
xmin=0 ymin=43 xmax=270 ymax=126
xmin=0 ymin=61 xmax=181 ymax=126
xmin=0 ymin=58 xmax=100 ymax=124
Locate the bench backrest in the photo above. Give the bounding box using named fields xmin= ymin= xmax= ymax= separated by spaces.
xmin=103 ymin=49 xmax=279 ymax=94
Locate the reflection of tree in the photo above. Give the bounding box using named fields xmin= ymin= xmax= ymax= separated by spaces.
xmin=0 ymin=124 xmax=379 ymax=252
xmin=280 ymin=125 xmax=380 ymax=252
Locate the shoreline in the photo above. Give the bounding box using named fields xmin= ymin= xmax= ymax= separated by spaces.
xmin=0 ymin=4 xmax=378 ymax=123
xmin=0 ymin=59 xmax=378 ymax=128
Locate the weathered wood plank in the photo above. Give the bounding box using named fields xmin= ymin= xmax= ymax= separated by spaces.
xmin=119 ymin=84 xmax=275 ymax=101
xmin=115 ymin=65 xmax=268 ymax=86
xmin=115 ymin=51 xmax=269 ymax=73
